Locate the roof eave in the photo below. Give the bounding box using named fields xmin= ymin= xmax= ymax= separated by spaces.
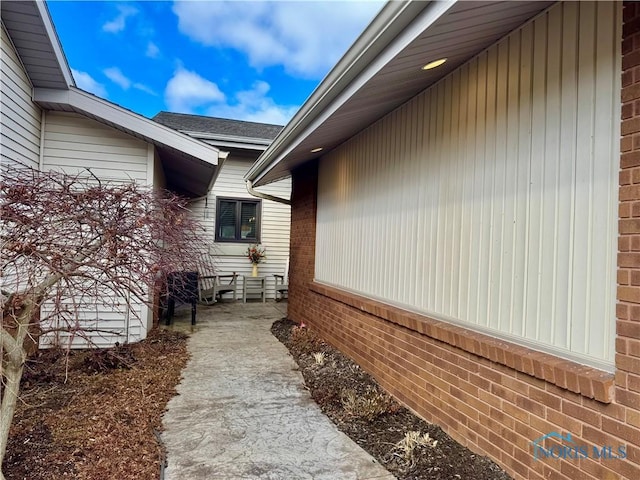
xmin=245 ymin=0 xmax=453 ymax=185
xmin=1 ymin=0 xmax=75 ymax=89
xmin=35 ymin=0 xmax=74 ymax=87
xmin=247 ymin=0 xmax=554 ymax=187
xmin=179 ymin=130 xmax=272 ymax=151
xmin=34 ymin=87 xmax=221 ymax=165
xmin=33 ymin=87 xmax=224 ymax=197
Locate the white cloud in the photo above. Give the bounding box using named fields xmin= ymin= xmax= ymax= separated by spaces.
xmin=102 ymin=5 xmax=138 ymax=33
xmin=104 ymin=67 xmax=156 ymax=95
xmin=207 ymin=81 xmax=297 ymax=125
xmin=133 ymin=83 xmax=157 ymax=96
xmin=163 ymin=67 xmax=296 ymax=123
xmin=104 ymin=67 xmax=131 ymax=89
xmin=172 ymin=1 xmax=382 ymax=78
xmin=146 ymin=41 xmax=160 ymax=59
xmin=72 ymin=69 xmax=107 ymax=98
xmin=165 ymin=67 xmax=226 ymax=112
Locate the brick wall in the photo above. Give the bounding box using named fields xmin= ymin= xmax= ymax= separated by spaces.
xmin=617 ymin=0 xmax=640 ymax=475
xmin=619 ymin=1 xmax=640 ymax=388
xmin=288 ymin=161 xmax=318 ymax=325
xmin=287 ymin=4 xmax=640 ymax=479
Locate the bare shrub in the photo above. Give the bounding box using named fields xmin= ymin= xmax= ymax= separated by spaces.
xmin=0 ymin=167 xmax=210 ymax=473
xmin=341 ymin=386 xmax=396 ymax=421
xmin=82 ymin=343 xmax=137 ymax=373
xmin=290 ymin=324 xmax=322 ymax=354
xmin=391 ymin=430 xmax=438 ymax=464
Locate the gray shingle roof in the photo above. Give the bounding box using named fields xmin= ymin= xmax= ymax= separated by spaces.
xmin=153 ymin=112 xmax=283 ymax=140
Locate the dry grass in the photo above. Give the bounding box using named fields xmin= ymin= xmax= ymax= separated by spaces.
xmin=340 ymin=387 xmax=397 ymax=421
xmin=393 ymin=431 xmax=438 ymax=461
xmin=3 ymin=328 xmax=189 ymax=480
xmin=312 ymin=352 xmax=326 ymax=366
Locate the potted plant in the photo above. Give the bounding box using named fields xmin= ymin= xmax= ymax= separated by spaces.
xmin=246 ymin=244 xmax=266 ymax=276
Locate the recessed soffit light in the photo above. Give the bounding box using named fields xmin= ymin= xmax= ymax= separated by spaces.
xmin=311 ymin=147 xmax=323 ymax=153
xmin=422 ymin=58 xmax=447 ymax=70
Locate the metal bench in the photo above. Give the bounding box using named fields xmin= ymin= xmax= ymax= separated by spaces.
xmin=164 ymin=271 xmax=199 ymax=325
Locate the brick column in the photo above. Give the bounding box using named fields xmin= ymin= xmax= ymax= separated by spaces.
xmin=288 ymin=160 xmax=318 ymax=325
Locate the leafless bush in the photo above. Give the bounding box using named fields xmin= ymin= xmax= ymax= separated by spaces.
xmin=0 ymin=166 xmax=210 ymax=472
xmin=290 ymin=324 xmax=322 ymax=354
xmin=391 ymin=430 xmax=438 ymax=463
xmin=340 ymin=386 xmax=396 ymax=421
xmin=82 ymin=343 xmax=137 ymax=373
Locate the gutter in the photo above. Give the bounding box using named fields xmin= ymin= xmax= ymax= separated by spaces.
xmin=245 ymin=180 xmax=291 ymax=206
xmin=179 ymin=130 xmax=274 ymax=148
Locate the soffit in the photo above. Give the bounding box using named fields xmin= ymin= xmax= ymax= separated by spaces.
xmin=253 ymin=0 xmax=554 ymax=186
xmin=1 ymin=0 xmax=73 ymax=89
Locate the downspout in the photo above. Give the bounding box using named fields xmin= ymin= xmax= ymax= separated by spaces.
xmin=38 ymin=110 xmax=46 ymax=170
xmin=245 ymin=180 xmax=291 ymax=205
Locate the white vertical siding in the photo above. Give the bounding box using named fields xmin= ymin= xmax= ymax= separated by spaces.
xmin=190 ymin=155 xmax=291 ymax=299
xmin=315 ymin=1 xmax=620 ymax=367
xmin=43 ymin=112 xmax=149 ymax=182
xmin=1 ymin=24 xmax=41 ymax=169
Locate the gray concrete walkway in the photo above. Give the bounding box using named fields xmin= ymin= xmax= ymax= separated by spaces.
xmin=161 ymin=301 xmax=394 ymax=480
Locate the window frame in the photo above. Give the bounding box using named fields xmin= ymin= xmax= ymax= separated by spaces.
xmin=214 ymin=196 xmax=262 ymax=243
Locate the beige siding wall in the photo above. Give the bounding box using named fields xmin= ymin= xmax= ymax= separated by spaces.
xmin=1 ymin=24 xmax=42 ymax=169
xmin=43 ymin=112 xmax=149 ymax=182
xmin=315 ymin=1 xmax=620 ymax=368
xmin=41 ymin=111 xmax=153 ymax=346
xmin=40 ymin=302 xmax=148 ymax=349
xmin=190 ymin=154 xmax=291 ymax=299
xmin=152 ymin=147 xmax=166 ymax=189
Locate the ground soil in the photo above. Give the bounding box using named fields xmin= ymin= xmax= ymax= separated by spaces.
xmin=2 ymin=328 xmax=188 ymax=480
xmin=272 ymin=318 xmax=513 ymax=480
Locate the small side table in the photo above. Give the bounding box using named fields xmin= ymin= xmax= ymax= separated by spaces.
xmin=242 ymin=275 xmax=266 ymax=303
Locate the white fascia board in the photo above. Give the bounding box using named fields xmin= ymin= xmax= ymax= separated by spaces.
xmin=207 ymin=151 xmax=228 ymax=192
xmin=36 ymin=0 xmax=75 ymax=87
xmin=34 ymin=87 xmax=220 ymax=165
xmin=180 ymin=130 xmax=271 ymax=151
xmin=201 ymin=140 xmax=268 ymax=152
xmin=246 ymin=0 xmax=457 ymax=185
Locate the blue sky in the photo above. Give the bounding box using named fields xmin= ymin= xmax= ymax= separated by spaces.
xmin=47 ymin=1 xmax=383 ymax=125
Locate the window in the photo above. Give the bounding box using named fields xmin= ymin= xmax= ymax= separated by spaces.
xmin=215 ymin=197 xmax=261 ymax=243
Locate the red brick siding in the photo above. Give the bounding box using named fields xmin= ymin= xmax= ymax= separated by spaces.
xmin=286 ymin=4 xmax=640 ymax=479
xmin=288 ymin=161 xmax=318 ymax=325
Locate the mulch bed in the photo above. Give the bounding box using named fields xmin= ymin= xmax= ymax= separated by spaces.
xmin=2 ymin=328 xmax=189 ymax=480
xmin=271 ymin=318 xmax=513 ymax=480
